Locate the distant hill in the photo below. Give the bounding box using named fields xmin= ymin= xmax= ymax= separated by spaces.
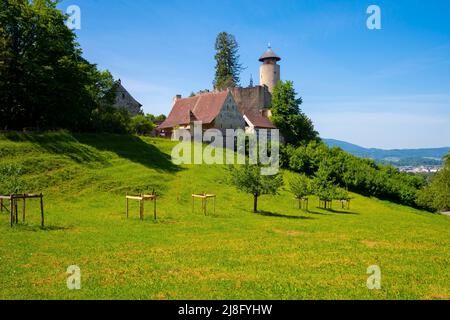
xmin=323 ymin=139 xmax=450 ymax=166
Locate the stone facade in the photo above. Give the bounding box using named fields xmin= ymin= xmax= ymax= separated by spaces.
xmin=230 ymin=85 xmax=272 ymax=117
xmin=212 ymin=93 xmax=246 ymax=134
xmin=114 ymin=80 xmax=143 ymax=116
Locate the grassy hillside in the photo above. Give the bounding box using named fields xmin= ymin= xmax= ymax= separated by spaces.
xmin=0 ymin=131 xmax=449 ymax=300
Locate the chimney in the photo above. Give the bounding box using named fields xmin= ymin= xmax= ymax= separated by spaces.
xmin=173 ymin=94 xmax=182 ymax=104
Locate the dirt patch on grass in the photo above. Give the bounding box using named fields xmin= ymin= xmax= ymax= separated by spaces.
xmin=360 ymin=240 xmax=430 ymax=250
xmin=361 ymin=240 xmax=383 ymax=248
xmin=273 ymin=229 xmax=305 ymax=237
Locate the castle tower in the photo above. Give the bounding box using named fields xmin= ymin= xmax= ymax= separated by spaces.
xmin=259 ymin=45 xmax=281 ymax=93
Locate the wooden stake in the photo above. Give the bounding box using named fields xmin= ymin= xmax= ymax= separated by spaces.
xmin=10 ymin=196 xmax=13 ymax=227
xmin=126 ymin=193 xmax=129 ymax=219
xmin=22 ymin=195 xmax=26 ymax=223
xmin=154 ymin=197 xmax=157 ymax=221
xmin=15 ymin=199 xmax=18 ymax=224
xmin=40 ymin=194 xmax=44 ymax=228
xmin=140 ymin=194 xmax=144 ymax=221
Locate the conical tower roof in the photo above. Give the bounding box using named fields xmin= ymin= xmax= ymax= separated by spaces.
xmin=259 ymin=46 xmax=281 ymax=62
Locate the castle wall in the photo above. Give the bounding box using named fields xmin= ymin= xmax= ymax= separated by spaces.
xmin=230 ymin=86 xmax=272 ymax=117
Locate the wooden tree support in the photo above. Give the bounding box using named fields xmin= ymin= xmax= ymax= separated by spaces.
xmin=295 ymin=197 xmax=309 ymax=211
xmin=126 ymin=190 xmax=158 ymax=221
xmin=319 ymin=199 xmax=333 ymax=210
xmin=192 ymin=193 xmax=216 ymax=216
xmin=340 ymin=199 xmax=351 ymax=210
xmin=0 ymin=194 xmax=44 ymax=228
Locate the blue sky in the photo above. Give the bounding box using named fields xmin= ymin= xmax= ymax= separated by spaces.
xmin=59 ymin=0 xmax=450 ymax=149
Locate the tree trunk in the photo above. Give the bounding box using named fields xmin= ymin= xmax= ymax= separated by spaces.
xmin=253 ymin=194 xmax=258 ymax=213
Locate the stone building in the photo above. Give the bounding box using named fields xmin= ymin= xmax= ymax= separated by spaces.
xmin=158 ymin=46 xmax=281 ymax=136
xmin=158 ymin=90 xmax=245 ymax=137
xmin=113 ymin=79 xmax=143 ymax=116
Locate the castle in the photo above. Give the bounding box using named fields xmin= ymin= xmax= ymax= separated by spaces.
xmin=158 ymin=46 xmax=282 ymax=136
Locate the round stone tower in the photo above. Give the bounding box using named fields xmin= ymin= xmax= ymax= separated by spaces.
xmin=259 ymin=45 xmax=281 ymax=93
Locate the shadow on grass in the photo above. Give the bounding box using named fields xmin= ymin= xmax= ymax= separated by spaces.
xmin=10 ymin=224 xmax=72 ymax=232
xmin=4 ymin=131 xmax=108 ymax=164
xmin=314 ymin=207 xmax=360 ymax=215
xmin=75 ymin=133 xmax=181 ymax=172
xmin=257 ymin=210 xmax=316 ymax=220
xmin=3 ymin=131 xmax=181 ymax=173
xmin=303 ymin=210 xmax=331 ymax=216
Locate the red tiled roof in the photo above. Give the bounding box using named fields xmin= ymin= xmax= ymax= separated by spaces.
xmin=158 ymin=91 xmax=229 ymax=129
xmin=244 ymin=113 xmax=276 ymax=129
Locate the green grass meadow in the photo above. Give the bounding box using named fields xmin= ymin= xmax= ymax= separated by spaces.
xmin=0 ymin=131 xmax=449 ymax=300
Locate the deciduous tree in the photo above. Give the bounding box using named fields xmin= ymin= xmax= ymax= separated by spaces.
xmin=271 ymin=80 xmax=319 ymax=146
xmin=228 ymin=164 xmax=283 ymax=213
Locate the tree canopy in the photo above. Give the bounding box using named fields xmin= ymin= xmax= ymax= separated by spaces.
xmin=228 ymin=164 xmax=283 ymax=213
xmin=270 ymin=80 xmax=319 ymax=146
xmin=0 ymin=0 xmax=117 ymax=131
xmin=213 ymin=32 xmax=243 ymax=91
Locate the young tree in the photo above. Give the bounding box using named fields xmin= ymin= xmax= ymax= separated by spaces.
xmin=228 ymin=164 xmax=283 ymax=213
xmin=289 ymin=174 xmax=311 ymax=200
xmin=213 ymin=32 xmax=243 ymax=91
xmin=313 ymin=163 xmax=337 ymax=208
xmin=271 ymin=80 xmax=319 ymax=146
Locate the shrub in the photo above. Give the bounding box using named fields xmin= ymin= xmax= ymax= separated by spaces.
xmin=130 ymin=115 xmax=155 ymax=135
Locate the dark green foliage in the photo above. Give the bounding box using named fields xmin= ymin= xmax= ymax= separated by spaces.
xmin=130 ymin=115 xmax=155 ymax=135
xmin=283 ymin=141 xmax=424 ymax=207
xmin=145 ymin=114 xmax=167 ymax=122
xmin=0 ymin=0 xmax=119 ymax=132
xmin=416 ymin=153 xmax=450 ymax=212
xmin=90 ymin=107 xmax=130 ymax=134
xmin=213 ymin=32 xmax=243 ymax=91
xmin=228 ymin=164 xmax=283 ymax=213
xmin=271 ymin=81 xmax=319 ymax=146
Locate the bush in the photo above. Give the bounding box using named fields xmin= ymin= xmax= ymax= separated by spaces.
xmin=283 ymin=141 xmax=425 ymax=207
xmin=130 ymin=115 xmax=155 ymax=135
xmin=90 ymin=107 xmax=131 ymax=134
